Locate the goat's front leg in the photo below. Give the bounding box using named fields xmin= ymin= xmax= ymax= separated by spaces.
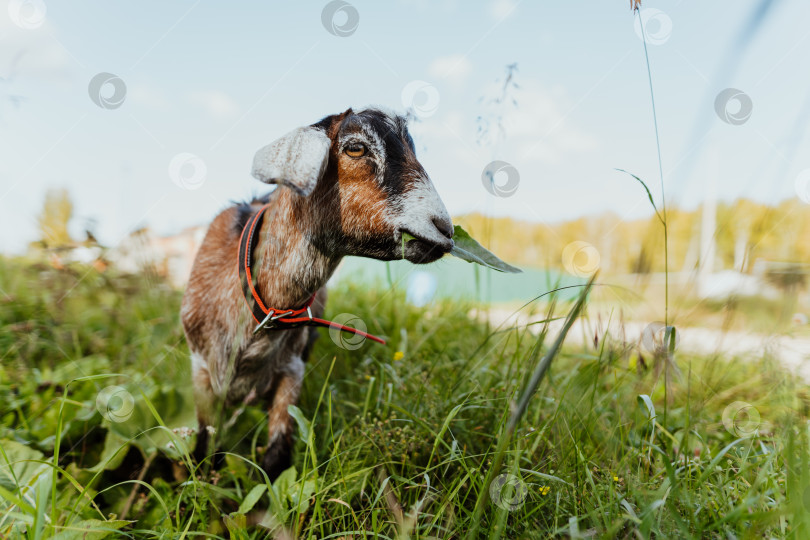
xmin=261 ymin=360 xmax=304 ymax=481
xmin=190 ymin=352 xmax=219 ymax=468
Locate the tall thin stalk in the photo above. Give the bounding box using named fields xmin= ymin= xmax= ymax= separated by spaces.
xmin=636 ymin=7 xmax=671 ymax=423
xmin=464 ymin=275 xmax=595 ymax=540
xmin=636 ymin=7 xmax=668 ymax=326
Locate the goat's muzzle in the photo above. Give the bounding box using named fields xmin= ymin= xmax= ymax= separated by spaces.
xmin=399 ymin=221 xmax=454 ymax=264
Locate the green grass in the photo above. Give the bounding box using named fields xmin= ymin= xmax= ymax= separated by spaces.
xmin=1 ymin=256 xmax=809 ymax=538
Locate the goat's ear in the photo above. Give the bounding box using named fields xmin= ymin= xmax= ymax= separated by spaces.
xmin=251 ymin=127 xmax=331 ymax=196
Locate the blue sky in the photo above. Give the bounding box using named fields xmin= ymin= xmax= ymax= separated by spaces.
xmin=1 ymin=0 xmax=809 ymax=252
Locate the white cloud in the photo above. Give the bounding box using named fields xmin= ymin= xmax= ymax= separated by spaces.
xmin=490 ymin=0 xmax=518 ymax=20
xmin=190 ymin=90 xmax=239 ymax=120
xmin=404 ymin=76 xmax=601 ymax=226
xmin=428 ymin=54 xmax=473 ymax=85
xmin=472 ymin=79 xmax=598 ymax=164
xmin=0 ymin=16 xmax=73 ymax=83
xmin=408 ymin=78 xmax=597 ymax=167
xmin=129 ymin=84 xmax=170 ymax=109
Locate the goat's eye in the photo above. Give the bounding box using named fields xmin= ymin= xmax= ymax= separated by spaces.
xmin=344 ymin=143 xmax=366 ymax=158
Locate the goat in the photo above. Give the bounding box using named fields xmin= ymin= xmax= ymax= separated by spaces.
xmin=181 ymin=108 xmax=454 ymax=479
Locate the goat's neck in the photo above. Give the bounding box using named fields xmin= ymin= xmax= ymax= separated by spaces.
xmin=252 ymin=190 xmax=340 ymax=309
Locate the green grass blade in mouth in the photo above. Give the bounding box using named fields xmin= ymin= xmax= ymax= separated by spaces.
xmin=448 ymin=225 xmax=522 ymax=273
xmin=401 ymin=231 xmax=415 ymax=259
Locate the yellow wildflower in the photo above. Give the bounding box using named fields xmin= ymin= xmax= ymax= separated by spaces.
xmin=393 ymin=351 xmax=404 ymax=361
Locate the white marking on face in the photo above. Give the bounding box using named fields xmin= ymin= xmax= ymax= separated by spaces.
xmin=394 ymin=176 xmax=452 ymax=244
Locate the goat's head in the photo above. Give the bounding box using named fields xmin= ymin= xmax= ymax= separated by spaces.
xmin=251 ymin=108 xmax=453 ymax=264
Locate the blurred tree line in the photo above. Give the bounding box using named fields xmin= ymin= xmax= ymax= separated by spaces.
xmin=36 ymin=188 xmax=74 ymax=248
xmin=31 ymin=187 xmax=808 ymax=279
xmin=31 ymin=188 xmax=100 ymax=250
xmin=456 ymin=198 xmax=810 ymax=274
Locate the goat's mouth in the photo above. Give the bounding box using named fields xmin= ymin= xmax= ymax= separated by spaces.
xmin=398 ymin=229 xmax=454 ymax=264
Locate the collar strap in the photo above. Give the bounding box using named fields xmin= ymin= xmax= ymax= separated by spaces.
xmin=237 ymin=204 xmax=386 ymax=345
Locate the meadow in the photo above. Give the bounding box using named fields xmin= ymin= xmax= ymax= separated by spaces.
xmin=1 ymin=255 xmax=809 ymax=539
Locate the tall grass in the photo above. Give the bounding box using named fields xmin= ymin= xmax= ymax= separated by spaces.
xmin=1 ymin=256 xmax=808 ymax=538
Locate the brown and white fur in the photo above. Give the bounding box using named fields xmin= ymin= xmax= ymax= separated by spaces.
xmin=181 ymin=108 xmax=454 ymax=479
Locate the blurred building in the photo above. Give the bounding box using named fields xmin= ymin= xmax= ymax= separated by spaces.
xmin=110 ymin=225 xmax=207 ymax=286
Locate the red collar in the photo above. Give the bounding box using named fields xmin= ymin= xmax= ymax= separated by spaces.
xmin=237 ymin=203 xmax=386 ymax=345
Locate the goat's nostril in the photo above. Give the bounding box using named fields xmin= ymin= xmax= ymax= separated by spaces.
xmin=432 ymin=216 xmax=454 ymax=240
